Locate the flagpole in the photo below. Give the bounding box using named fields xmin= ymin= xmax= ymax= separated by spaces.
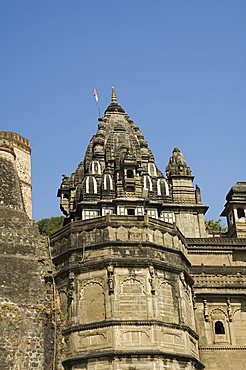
xmin=97 ymin=103 xmax=101 ymax=118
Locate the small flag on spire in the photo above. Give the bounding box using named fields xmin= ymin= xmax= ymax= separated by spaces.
xmin=93 ymin=88 xmax=99 ymax=103
xmin=93 ymin=88 xmax=100 ymax=117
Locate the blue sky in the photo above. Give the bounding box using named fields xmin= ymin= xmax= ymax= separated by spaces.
xmin=1 ymin=1 xmax=245 ymax=222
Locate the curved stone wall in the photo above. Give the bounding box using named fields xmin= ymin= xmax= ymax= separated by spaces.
xmin=51 ymin=216 xmax=203 ymax=370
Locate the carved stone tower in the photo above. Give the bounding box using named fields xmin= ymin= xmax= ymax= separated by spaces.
xmin=52 ymin=89 xmax=204 ymax=369
xmin=166 ymin=148 xmax=207 ymax=238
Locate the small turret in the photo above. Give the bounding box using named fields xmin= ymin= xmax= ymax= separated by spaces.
xmin=166 ymin=147 xmax=208 ymax=237
xmin=221 ymin=182 xmax=246 ymax=238
xmin=166 ymin=147 xmax=192 ymax=177
xmin=166 ymin=147 xmax=195 ymax=203
xmin=0 ymin=132 xmax=32 ymax=218
xmin=0 ymin=137 xmax=25 ymax=213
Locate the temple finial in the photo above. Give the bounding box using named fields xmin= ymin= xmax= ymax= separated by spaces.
xmin=105 ymin=87 xmax=125 ymax=114
xmin=111 ymin=86 xmax=117 ymax=103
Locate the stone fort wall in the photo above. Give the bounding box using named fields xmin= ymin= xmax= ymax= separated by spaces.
xmin=0 ymin=131 xmax=32 ymax=218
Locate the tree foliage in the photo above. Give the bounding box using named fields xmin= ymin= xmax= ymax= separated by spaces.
xmin=205 ymin=219 xmax=227 ymax=232
xmin=37 ymin=216 xmax=64 ymax=236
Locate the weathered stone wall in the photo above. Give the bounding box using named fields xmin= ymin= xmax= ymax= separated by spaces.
xmin=0 ymin=132 xmax=32 ymax=218
xmin=194 ymin=298 xmax=246 ymax=370
xmin=0 ymin=150 xmax=24 ymax=211
xmin=187 ymin=238 xmax=246 ymax=267
xmin=175 ymin=211 xmax=207 ymax=238
xmin=0 ymin=208 xmax=54 ymax=369
xmin=187 ymin=238 xmax=246 ymax=370
xmin=68 ymin=357 xmax=202 ymax=369
xmin=14 ymin=144 xmax=32 ymax=218
xmin=0 ymin=143 xmax=54 ymax=369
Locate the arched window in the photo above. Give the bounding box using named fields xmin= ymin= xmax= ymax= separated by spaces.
xmin=215 ymin=321 xmax=225 ymax=335
xmin=157 ymin=178 xmax=169 ymax=196
xmin=85 ymin=176 xmax=97 ymax=194
xmin=237 ymin=208 xmax=245 ymax=219
xmin=148 ymin=163 xmax=157 ymax=177
xmin=91 ymin=161 xmax=101 ymax=175
xmin=126 ymin=169 xmax=134 ymax=178
xmin=144 ymin=175 xmax=152 ymax=191
xmin=229 ymin=212 xmax=234 ymax=225
xmin=103 ymin=174 xmax=113 ymax=190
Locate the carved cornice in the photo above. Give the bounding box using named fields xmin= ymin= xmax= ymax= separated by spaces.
xmin=192 ymin=273 xmax=246 ymax=288
xmin=62 ymin=319 xmax=199 ymax=340
xmin=62 ymin=350 xmax=204 ymax=370
xmin=191 ymin=266 xmax=246 ymax=274
xmin=0 ymin=131 xmax=30 ymax=153
xmin=51 ymin=215 xmax=186 ymax=243
xmin=53 ymin=256 xmax=192 ymax=284
xmin=160 ymin=204 xmax=209 ymax=213
xmin=199 ymin=346 xmax=246 ymax=351
xmin=52 ymin=240 xmax=190 ymax=265
xmin=187 ymin=237 xmax=246 ymax=247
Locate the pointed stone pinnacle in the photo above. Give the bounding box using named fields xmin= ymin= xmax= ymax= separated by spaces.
xmin=111 ymin=86 xmax=117 ymax=103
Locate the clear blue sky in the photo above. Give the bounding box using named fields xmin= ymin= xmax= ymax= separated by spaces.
xmin=1 ymin=1 xmax=245 ymax=222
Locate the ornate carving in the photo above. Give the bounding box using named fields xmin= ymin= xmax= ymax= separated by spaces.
xmin=121 ymin=329 xmax=150 ymax=343
xmin=166 ymin=147 xmax=191 ymax=177
xmin=195 ymin=185 xmax=202 ymax=204
xmin=149 ymin=265 xmax=156 ymax=294
xmin=180 ymin=272 xmax=188 ymax=292
xmin=57 ymin=89 xmax=171 ymax=223
xmin=118 ymin=276 xmax=146 ymax=295
xmin=192 ymin=288 xmax=197 ymax=311
xmin=203 ymin=299 xmax=209 ymax=322
xmin=78 ymin=332 xmax=107 ymax=347
xmin=107 ymin=264 xmax=114 ymax=294
xmin=192 ymin=273 xmax=246 ymax=288
xmin=68 ymin=272 xmax=75 ymax=305
xmin=227 ymin=298 xmax=233 ymax=322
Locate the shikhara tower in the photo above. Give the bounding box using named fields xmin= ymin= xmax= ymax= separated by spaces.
xmin=58 ymin=88 xmax=207 ymax=238
xmin=53 ymin=89 xmax=207 ymax=369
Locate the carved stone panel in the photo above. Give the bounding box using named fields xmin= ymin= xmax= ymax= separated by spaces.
xmin=158 ymin=281 xmax=179 ymax=323
xmin=117 ymin=277 xmax=147 ymax=320
xmin=79 ymin=282 xmax=105 ymax=324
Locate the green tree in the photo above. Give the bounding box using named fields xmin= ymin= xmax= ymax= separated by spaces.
xmin=205 ymin=219 xmax=227 ymax=232
xmin=37 ymin=216 xmax=64 ymax=236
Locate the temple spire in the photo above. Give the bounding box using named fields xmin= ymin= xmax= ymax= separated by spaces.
xmin=166 ymin=147 xmax=192 ymax=177
xmin=111 ymin=86 xmax=117 ymax=103
xmin=105 ymin=87 xmax=125 ymax=114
